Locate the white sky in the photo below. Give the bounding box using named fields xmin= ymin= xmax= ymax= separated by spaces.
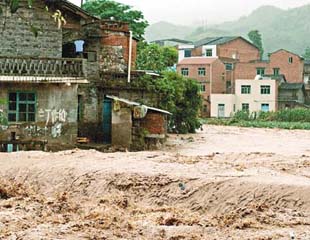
xmin=70 ymin=0 xmax=310 ymax=25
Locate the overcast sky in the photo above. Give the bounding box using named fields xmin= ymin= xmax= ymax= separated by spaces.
xmin=70 ymin=0 xmax=310 ymax=25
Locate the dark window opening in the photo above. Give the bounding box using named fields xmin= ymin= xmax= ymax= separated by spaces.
xmin=78 ymin=95 xmax=83 ymax=122
xmin=256 ymin=68 xmax=265 ymax=76
xmin=184 ymin=49 xmax=192 ymax=58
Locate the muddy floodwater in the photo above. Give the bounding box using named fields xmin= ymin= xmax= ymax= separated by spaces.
xmin=1 ymin=125 xmax=310 ymax=239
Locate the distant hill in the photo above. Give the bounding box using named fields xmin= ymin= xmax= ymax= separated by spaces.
xmin=145 ymin=21 xmax=195 ymax=42
xmin=146 ymin=5 xmax=310 ymax=56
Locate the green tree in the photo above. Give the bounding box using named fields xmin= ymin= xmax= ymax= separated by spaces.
xmin=248 ymin=30 xmax=264 ymax=59
xmin=82 ymin=0 xmax=148 ymax=40
xmin=154 ymin=72 xmax=202 ymax=133
xmin=136 ymin=42 xmax=178 ymax=72
xmin=303 ymin=47 xmax=310 ymax=60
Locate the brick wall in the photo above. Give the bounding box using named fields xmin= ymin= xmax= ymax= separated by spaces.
xmin=234 ymin=62 xmax=269 ymax=80
xmin=211 ymin=60 xmax=226 ymax=94
xmin=192 ymin=46 xmax=203 ymax=57
xmin=217 ymin=38 xmax=260 ymax=62
xmin=269 ymin=50 xmax=304 ymax=83
xmin=234 ymin=50 xmax=304 ymax=83
xmin=0 ymin=2 xmax=62 ymax=58
xmin=177 ymin=59 xmax=226 ymax=117
xmin=141 ymin=112 xmax=166 ymax=135
xmin=100 ymin=32 xmax=137 ymax=72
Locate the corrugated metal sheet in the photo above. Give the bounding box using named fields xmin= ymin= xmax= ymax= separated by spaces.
xmin=106 ymin=95 xmax=172 ymax=115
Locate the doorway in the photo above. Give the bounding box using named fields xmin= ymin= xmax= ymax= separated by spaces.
xmin=218 ymin=104 xmax=225 ymax=118
xmin=103 ymin=98 xmax=112 ymax=143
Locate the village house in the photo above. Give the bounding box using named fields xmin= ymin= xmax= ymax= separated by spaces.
xmin=211 ymin=78 xmax=279 ymax=118
xmin=0 ymin=0 xmax=170 ymax=152
xmin=177 ymin=36 xmax=261 ymax=116
xmin=177 ymin=36 xmax=308 ymax=116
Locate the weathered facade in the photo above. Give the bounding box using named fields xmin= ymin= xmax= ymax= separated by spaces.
xmin=278 ymin=83 xmax=307 ymax=109
xmin=0 ymin=0 xmax=166 ymax=151
xmin=0 ymin=1 xmax=90 ymax=151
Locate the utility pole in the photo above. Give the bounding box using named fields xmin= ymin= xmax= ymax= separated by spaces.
xmin=81 ymin=0 xmax=83 ymax=7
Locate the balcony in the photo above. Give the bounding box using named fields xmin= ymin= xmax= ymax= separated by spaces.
xmin=0 ymin=56 xmax=87 ymax=83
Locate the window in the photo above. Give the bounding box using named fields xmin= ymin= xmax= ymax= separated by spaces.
xmin=200 ymin=83 xmax=206 ymax=92
xmin=8 ymin=92 xmax=36 ymax=122
xmin=225 ymin=63 xmax=233 ymax=71
xmin=206 ymin=49 xmax=213 ymax=57
xmin=241 ymin=85 xmax=251 ymax=94
xmin=256 ymin=68 xmax=265 ymax=76
xmin=221 ymin=73 xmax=225 ymax=81
xmin=181 ymin=68 xmax=189 ymax=76
xmin=198 ymin=67 xmax=206 ymax=76
xmin=261 ymin=85 xmax=271 ymax=94
xmin=261 ymin=103 xmax=270 ymax=112
xmin=242 ymin=103 xmax=249 ymax=112
xmin=273 ymin=68 xmax=280 ymax=76
xmin=184 ymin=49 xmax=192 ymax=58
xmin=289 ymin=57 xmax=293 ymax=64
xmin=226 ymin=81 xmax=232 ymax=92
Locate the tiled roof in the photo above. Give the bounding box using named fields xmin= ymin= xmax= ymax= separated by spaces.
xmin=280 ymin=83 xmax=304 ymax=90
xmin=194 ymin=36 xmax=239 ymax=47
xmin=193 ymin=36 xmax=259 ymax=50
xmin=178 ymin=57 xmax=217 ymax=65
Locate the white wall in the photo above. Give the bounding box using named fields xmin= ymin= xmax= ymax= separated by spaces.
xmin=210 ymin=94 xmax=236 ymax=118
xmin=178 ymin=44 xmax=195 ymax=62
xmin=235 ymin=79 xmax=277 ymax=112
xmin=211 ymin=79 xmax=278 ymax=118
xmin=202 ymin=45 xmax=217 ymax=58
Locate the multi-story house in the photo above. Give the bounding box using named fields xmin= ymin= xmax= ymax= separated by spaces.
xmin=234 ymin=49 xmax=305 ymax=83
xmin=211 ymin=78 xmax=279 ymax=118
xmin=177 ymin=36 xmax=260 ymax=116
xmin=177 ymin=36 xmax=307 ymax=116
xmin=0 ymin=0 xmax=169 ymax=152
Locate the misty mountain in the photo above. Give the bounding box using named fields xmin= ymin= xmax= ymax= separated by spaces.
xmin=146 ymin=4 xmax=310 ymax=56
xmin=145 ymin=21 xmax=195 ymax=42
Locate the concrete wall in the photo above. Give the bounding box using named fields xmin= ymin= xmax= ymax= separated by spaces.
xmin=0 ymin=2 xmax=62 ymax=58
xmin=111 ymin=107 xmax=132 ymax=148
xmin=211 ymin=79 xmax=278 ymax=117
xmin=210 ymin=94 xmax=236 ymax=118
xmin=0 ymin=83 xmax=78 ymax=149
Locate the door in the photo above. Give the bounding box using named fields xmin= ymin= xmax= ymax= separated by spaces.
xmin=261 ymin=103 xmax=270 ymax=112
xmin=103 ymin=98 xmax=112 ymax=143
xmin=218 ymin=104 xmax=225 ymax=118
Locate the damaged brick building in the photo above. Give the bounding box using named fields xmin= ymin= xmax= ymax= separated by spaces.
xmin=0 ymin=0 xmax=169 ymax=151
